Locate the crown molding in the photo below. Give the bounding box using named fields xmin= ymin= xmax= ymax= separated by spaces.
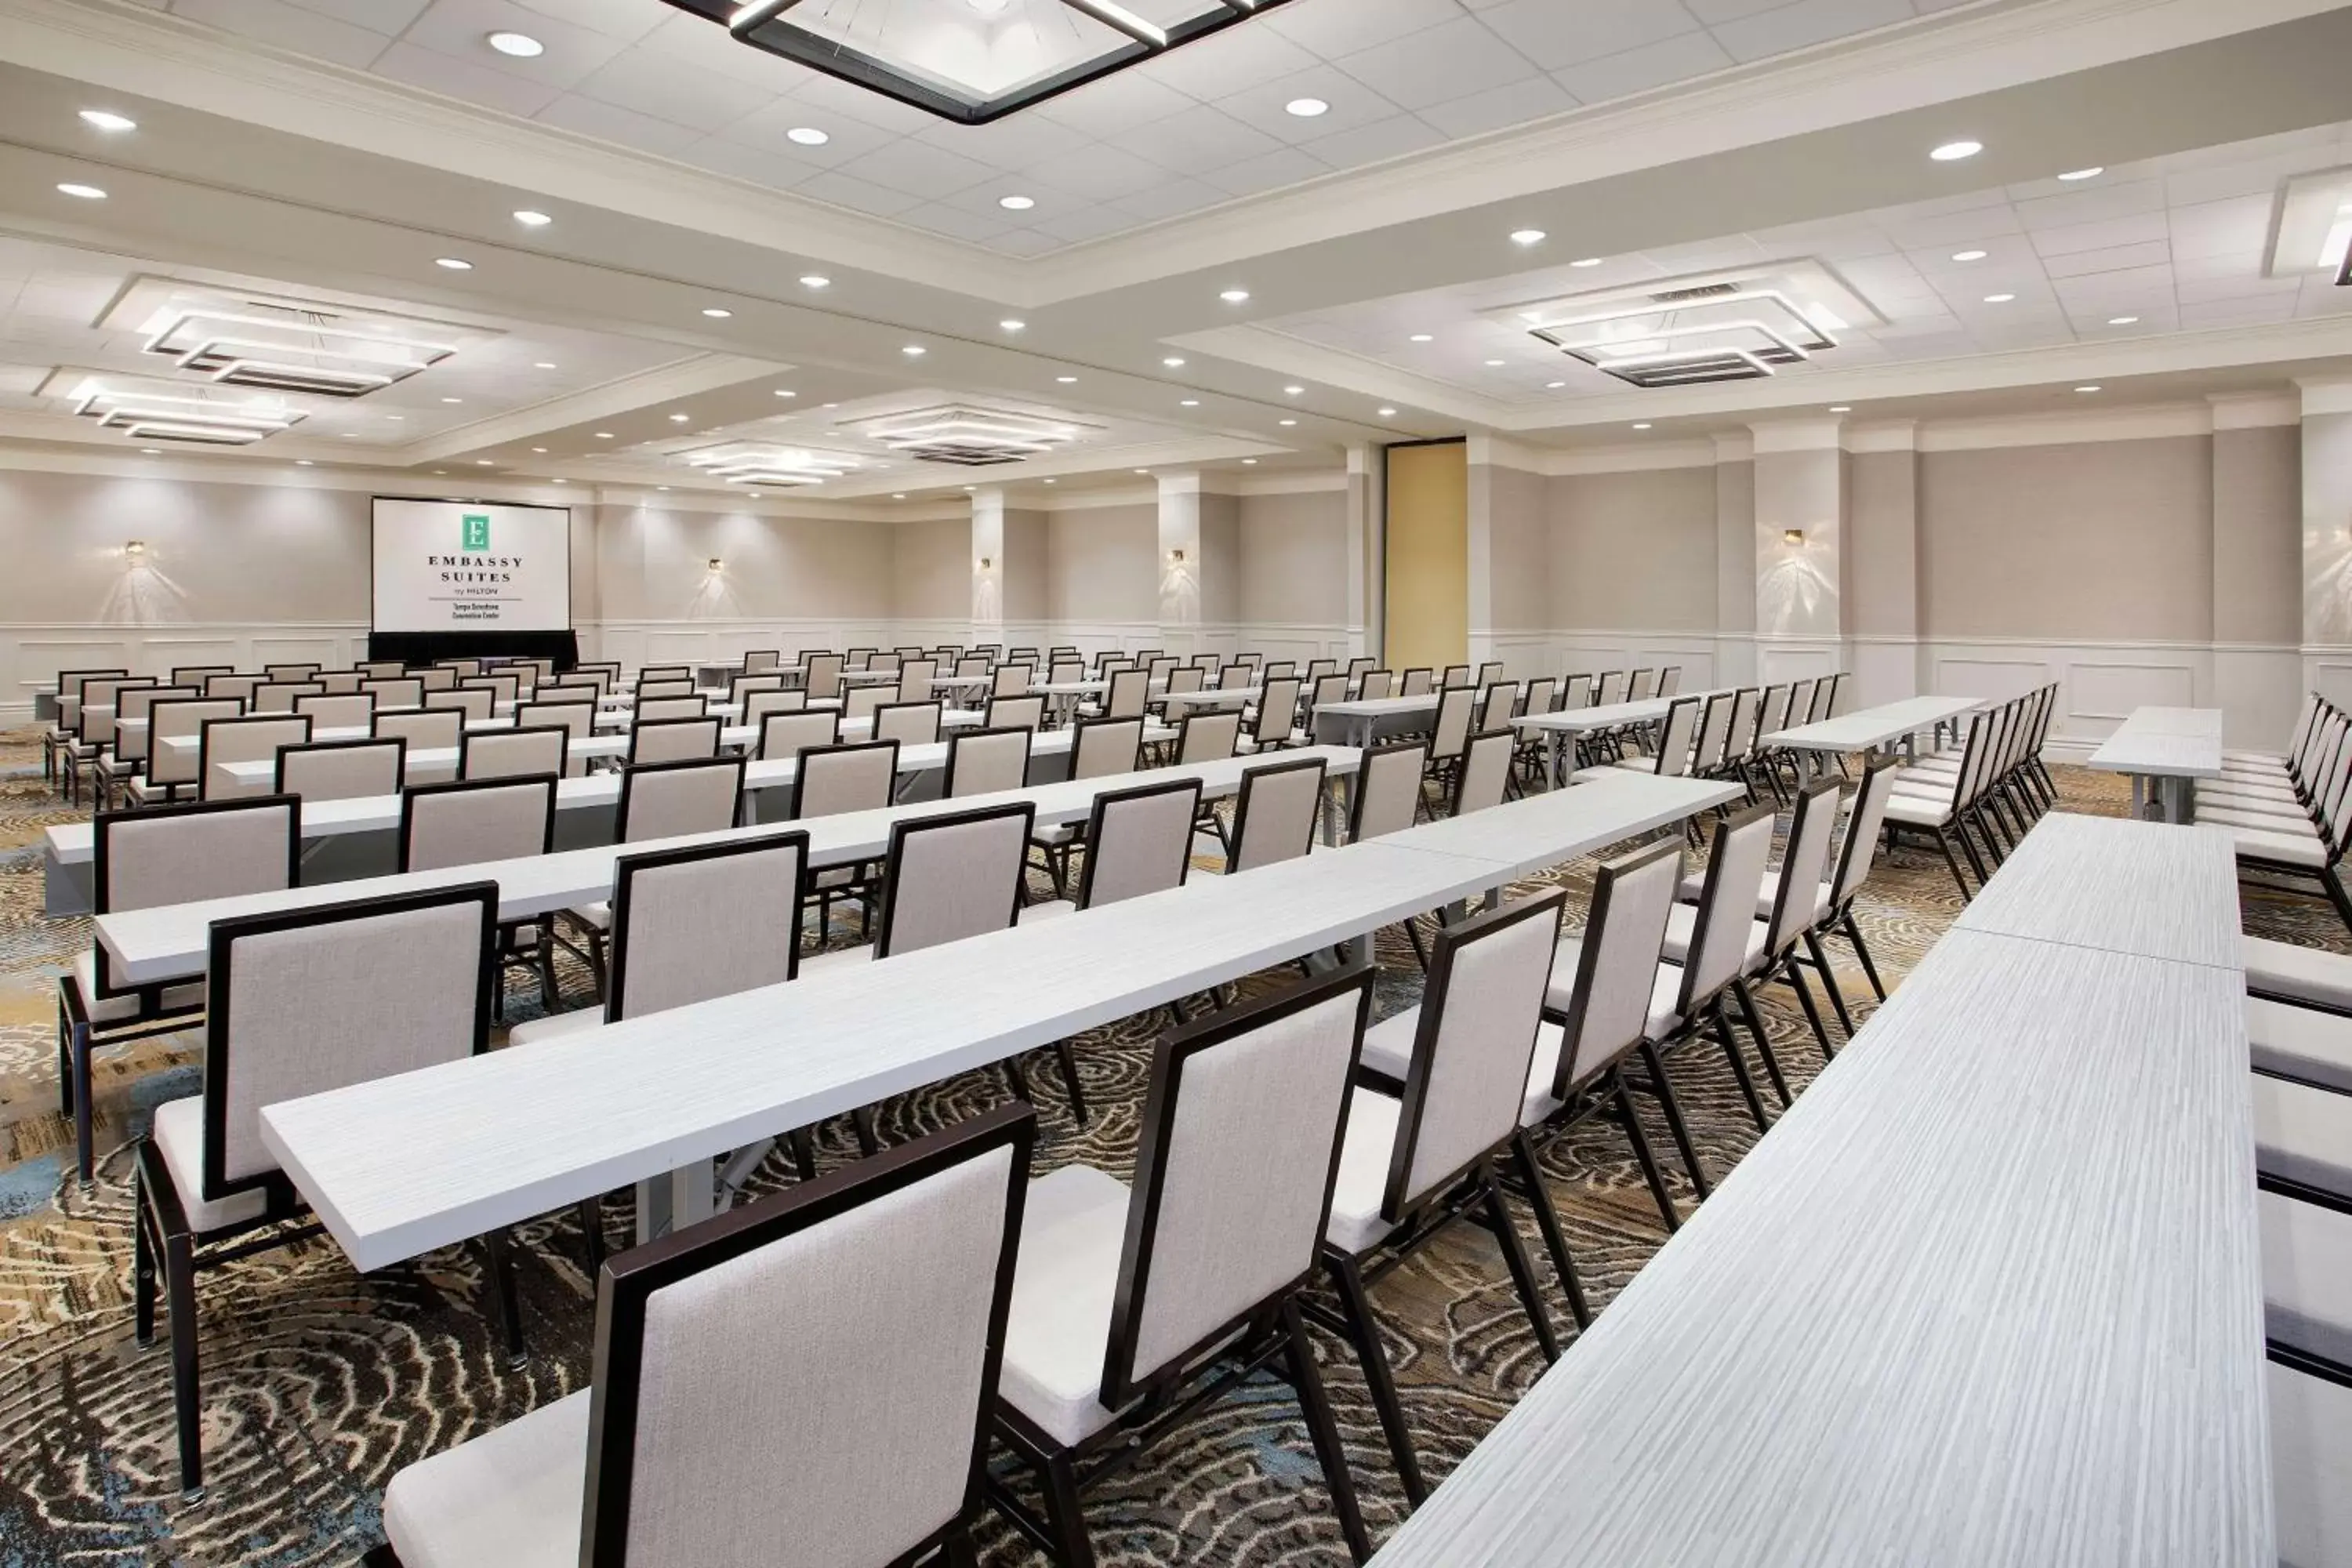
xmin=1845 ymin=420 xmax=1918 ymax=454
xmin=2208 ymin=390 xmax=2303 ymax=430
xmin=1751 ymin=419 xmax=1846 ymax=454
xmin=2302 ymin=378 xmax=2352 ymax=417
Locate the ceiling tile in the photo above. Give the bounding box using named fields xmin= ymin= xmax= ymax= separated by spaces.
xmin=270 ymin=0 xmax=425 ymax=32
xmin=2167 ymin=194 xmax=2276 ymax=261
xmin=1111 ymin=176 xmax=1234 ymax=224
xmin=1261 ymin=0 xmax=1466 ymax=58
xmin=2013 ymin=179 xmax=2167 ymax=230
xmin=1298 ymin=113 xmax=1450 ymax=169
xmin=1029 ymin=73 xmax=1199 ymax=140
xmin=1137 ymin=19 xmax=1325 ymax=100
xmin=2039 ymin=240 xmax=2172 ymax=279
xmin=1417 ymin=74 xmax=1578 ymax=139
xmin=1212 ymin=64 xmax=1406 ymax=143
xmin=1548 ymin=28 xmax=1736 ymax=103
xmin=891 ymin=201 xmax=1015 ymax=245
xmin=510 ymin=0 xmax=666 ymax=42
xmin=568 ymin=48 xmax=776 ymax=134
xmin=1708 ymin=0 xmax=1914 ymax=64
xmin=371 ymin=40 xmax=564 ymax=117
xmin=1015 ymin=143 xmax=1175 ymax=202
xmin=534 ymin=91 xmax=704 ymax=156
xmin=1106 ymin=106 xmax=1286 ymax=176
xmin=1477 ymin=0 xmax=1702 ymax=71
xmin=1195 ymin=145 xmax=1336 ymax=198
xmin=790 ymin=169 xmax=926 ymax=219
xmin=398 ymin=0 xmax=632 ymax=91
xmin=172 ymin=0 xmax=393 ymax=69
xmin=2029 ymin=211 xmax=2169 ymax=257
xmin=717 ymin=100 xmax=902 ymax=163
xmin=1331 ymin=16 xmax=1541 ymax=111
xmin=629 ymin=13 xmax=818 ymax=91
xmin=982 ymin=230 xmax=1062 ymax=257
xmin=829 ymin=139 xmax=1000 ymax=201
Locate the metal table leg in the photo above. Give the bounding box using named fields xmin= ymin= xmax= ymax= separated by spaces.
xmin=637 ymin=1160 xmax=716 ymax=1244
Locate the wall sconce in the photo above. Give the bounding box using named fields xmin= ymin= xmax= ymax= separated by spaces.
xmin=1168 ymin=547 xmax=1186 ymax=564
xmin=978 ymin=557 xmax=993 ymax=570
xmin=124 ymin=539 xmax=147 ymax=561
xmin=706 ymin=557 xmax=724 ymax=574
xmin=1782 ymin=529 xmax=1805 ymax=546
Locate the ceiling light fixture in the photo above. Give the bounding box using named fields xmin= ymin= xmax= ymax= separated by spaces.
xmin=475 ymin=459 xmax=494 ymax=466
xmin=532 ymin=447 xmax=547 ymax=453
xmin=535 ymin=361 xmax=557 ymax=369
xmin=800 ymin=274 xmax=830 ymax=289
xmin=669 ymin=412 xmax=691 ymax=423
xmin=79 ymin=110 xmax=136 ymax=132
xmin=1545 ymin=380 xmax=1566 ymax=389
xmin=2108 ymin=315 xmax=2140 ymax=325
xmin=1286 ymin=97 xmax=1328 ymax=118
xmin=487 ymin=31 xmax=544 ymax=56
xmin=1828 ymin=405 xmax=1852 ymax=412
xmin=1279 ymin=418 xmax=1297 ymax=426
xmin=2075 ymin=384 xmax=2103 ymax=393
xmin=999 ymin=194 xmax=1035 ymax=210
xmin=1983 ymin=292 xmax=2016 ymax=303
xmin=702 ymin=307 xmax=733 ymax=318
xmin=441 ymin=397 xmax=463 ymax=404
xmin=903 ymin=344 xmax=927 ymax=357
xmin=1632 ymin=422 xmax=1652 ymax=430
xmin=1510 ymin=229 xmax=1546 ymax=245
xmin=1056 ymin=376 xmax=1077 ymax=383
xmin=1000 ymin=319 xmax=1025 ymax=332
xmin=1409 ymin=333 xmax=1432 ymax=343
xmin=1484 ymin=359 xmax=1505 ymax=367
xmin=595 ymin=431 xmax=615 ymax=439
xmin=56 ymin=183 xmax=106 ymax=199
xmin=513 ymin=209 xmax=552 ymax=227
xmin=1951 ymin=249 xmax=1987 ymax=262
xmin=296 ymin=459 xmax=313 ymax=466
xmin=434 ymin=256 xmax=472 ymax=270
xmin=1571 ymin=256 xmax=1604 ymax=268
xmin=1241 ymin=458 xmax=1258 ymax=465
xmin=1180 ymin=398 xmax=1200 ymax=406
xmin=775 ymin=388 xmax=797 ymax=397
xmin=1283 ymin=384 xmax=1303 ymax=395
xmin=1930 ymin=140 xmax=1984 ymax=161
xmin=1377 ymin=406 xmax=1396 ymax=416
xmin=2058 ymin=167 xmax=2103 ymax=181
xmin=1163 ymin=357 xmax=1185 ymax=368
xmin=786 ymin=126 xmax=829 ymax=145
xmin=1221 ymin=289 xmax=1250 ymax=303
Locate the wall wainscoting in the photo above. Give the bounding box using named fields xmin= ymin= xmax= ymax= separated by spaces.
xmin=0 ymin=621 xmax=374 ymax=723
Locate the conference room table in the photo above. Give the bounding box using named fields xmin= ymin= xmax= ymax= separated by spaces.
xmin=1160 ymin=686 xmax=1261 ymax=714
xmin=1512 ymin=688 xmax=1735 ymax=784
xmin=1368 ymin=812 xmax=2266 ymax=1567
xmin=2086 ymin=706 xmax=2226 ymax=822
xmin=252 ymin=769 xmax=1738 ymax=1269
xmin=42 ymin=721 xmax=1171 ymax=913
xmin=1313 ymin=691 xmax=1440 ymax=749
xmin=1766 ymin=693 xmax=1985 ymax=779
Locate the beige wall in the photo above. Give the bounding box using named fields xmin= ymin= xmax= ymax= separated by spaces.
xmin=1475 ymin=463 xmax=1550 ymax=632
xmin=1919 ymin=437 xmax=2215 ymax=641
xmin=601 ymin=501 xmax=892 ymax=622
xmin=1047 ymin=504 xmax=1158 ymax=623
xmin=1847 ymin=449 xmax=1920 ymax=638
xmin=1545 ymin=466 xmax=1719 ymax=630
xmin=1000 ymin=507 xmax=1049 ymax=625
xmin=2214 ymin=424 xmax=2301 ymax=645
xmin=1237 ymin=489 xmax=1348 ymax=624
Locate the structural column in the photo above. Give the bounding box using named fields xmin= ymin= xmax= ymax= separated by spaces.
xmin=2210 ymin=392 xmax=2303 ymax=746
xmin=1712 ymin=433 xmax=1757 ymax=687
xmin=1157 ymin=470 xmax=1237 ymax=655
xmin=2299 ymin=378 xmax=2352 ymax=709
xmin=970 ymin=486 xmax=1004 ymax=645
xmin=1749 ymin=418 xmax=1849 ymax=688
xmin=1345 ymin=445 xmax=1377 ymax=659
xmin=1843 ymin=421 xmax=1923 ymax=709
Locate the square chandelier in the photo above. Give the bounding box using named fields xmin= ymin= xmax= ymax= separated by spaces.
xmin=663 ymin=0 xmax=1299 ymax=124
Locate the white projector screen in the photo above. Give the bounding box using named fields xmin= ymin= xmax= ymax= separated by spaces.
xmin=371 ymin=498 xmax=572 ymax=633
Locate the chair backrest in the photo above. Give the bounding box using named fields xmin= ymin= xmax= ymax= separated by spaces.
xmin=263 ymin=662 xmax=321 ymax=681
xmin=1651 ymin=697 xmax=1701 ymax=778
xmin=363 ymin=676 xmax=426 ymax=710
xmin=1676 ymin=805 xmax=1777 ymax=1013
xmin=436 ymin=658 xmax=484 ymax=680
xmin=277 ymin=737 xmax=404 ymax=803
xmin=1784 ymin=677 xmax=1816 ymax=729
xmin=415 ymin=666 xmax=457 ymax=692
xmin=1628 ymin=668 xmax=1657 ymax=701
xmin=93 ymin=793 xmax=299 ymax=978
xmin=116 ymin=684 xmax=197 ymax=764
xmin=294 ymin=691 xmax=375 ymax=731
xmin=991 ymin=664 xmax=1030 ymax=699
xmin=632 ymin=717 xmax=721 ymax=766
xmin=82 ymin=676 xmax=157 ymax=746
xmin=1810 ymin=671 xmax=1842 ymax=722
xmin=1658 ymin=665 xmax=1682 ymax=697
xmin=1561 ymin=673 xmax=1594 ymax=709
xmin=1253 ymin=677 xmax=1302 ymax=744
xmin=1725 ymin=687 xmax=1762 ymax=760
xmin=618 ymin=757 xmax=744 ymax=843
xmin=1523 ymin=676 xmax=1558 ymax=717
xmin=743 ymin=649 xmax=782 ymax=673
xmin=955 ymin=655 xmax=991 ymax=679
xmin=1048 ymin=659 xmax=1084 ymax=686
xmin=1381 ymin=892 xmax=1566 ymax=1221
xmin=199 ymin=714 xmax=312 ymax=799
xmin=426 ymin=687 xmax=494 ymax=722
xmin=1392 ymin=669 xmax=1426 ymax=698
xmin=793 ymin=740 xmax=898 ymax=819
xmin=1177 ymin=710 xmax=1241 ymax=764
xmin=845 ymin=685 xmax=890 ymax=726
xmin=58 ymin=667 xmax=128 ymax=728
xmin=1218 ymin=664 xmax=1255 ymax=691
xmin=1475 ymin=681 xmax=1518 ymax=733
xmin=637 ymin=695 xmax=709 ymax=724
xmin=1310 ymin=673 xmax=1349 ymax=712
xmin=1428 ymin=685 xmax=1477 ymax=761
xmin=1595 ymin=670 xmax=1626 ymax=705
xmin=1098 ymin=965 xmax=1370 ymax=1408
xmin=745 ymin=689 xmax=809 ymax=728
xmin=142 ymin=698 xmax=241 ymax=789
xmin=945 ymin=727 xmax=1031 ymax=798
xmin=1103 ymin=668 xmax=1151 ymax=720
xmin=1766 ymin=781 xmax=1846 ymax=957
xmin=637 ymin=665 xmax=690 ymax=687
xmin=636 ymin=680 xmax=696 ymax=703
xmin=1229 ymin=756 xmax=1326 ymax=873
xmin=874 ymin=700 xmax=942 ymax=747
xmin=201 ymin=882 xmax=495 ymax=1198
xmin=1077 ymin=779 xmax=1200 ymax=909
xmin=1552 ymin=842 xmax=1682 ymax=1098
xmin=462 ymin=724 xmax=568 ymax=782
xmin=874 ymin=803 xmax=1035 ymax=958
xmin=169 ymin=664 xmax=231 ymax=688
xmin=607 ymin=833 xmax=808 ymax=1018
xmin=897 ymin=659 xmax=939 ymax=704
xmin=1690 ymin=691 xmax=1735 ymax=771
xmin=400 ymin=775 xmax=556 ymax=871
xmin=1757 ymin=683 xmax=1792 ymax=739
xmin=1072 ymin=717 xmax=1144 ymax=781
xmin=1351 ymin=741 xmax=1428 ymax=841
xmin=730 ymin=673 xmax=786 ymax=708
xmin=985 ymin=695 xmax=1044 ymax=732
xmin=760 ymin=710 xmax=841 ymax=760
xmin=1451 ymin=730 xmax=1515 ymax=815
xmin=1829 ymin=759 xmax=1901 ymax=909
xmin=374 ymin=706 xmax=463 ymax=756
xmin=578 ymin=1105 xmax=1033 ymax=1568
xmin=512 ymin=701 xmax=593 ymax=777
xmin=1164 ymin=666 xmax=1205 ymax=696
xmin=464 ymin=673 xmax=521 ymax=706
xmin=845 ymin=648 xmax=877 ymax=670
xmin=252 ymin=681 xmax=321 ymax=715
xmin=804 ymin=652 xmax=846 ymax=700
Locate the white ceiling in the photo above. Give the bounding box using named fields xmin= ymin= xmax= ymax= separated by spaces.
xmin=119 ymin=0 xmax=1987 ymax=252
xmin=1257 ymin=121 xmax=2352 ymax=404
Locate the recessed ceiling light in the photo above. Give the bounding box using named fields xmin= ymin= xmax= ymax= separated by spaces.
xmin=296 ymin=459 xmax=314 ymax=466
xmin=2108 ymin=315 xmax=2140 ymax=326
xmin=1545 ymin=380 xmax=1566 ymax=389
xmin=514 ymin=209 xmax=552 ymax=227
xmin=799 ymin=275 xmax=830 ymax=289
xmin=1163 ymin=357 xmax=1186 ymax=368
xmin=434 ymin=256 xmax=473 ymax=270
xmin=1220 ymin=289 xmax=1250 ymax=303
xmin=1283 ymin=384 xmax=1304 ymax=395
xmin=388 ymin=415 xmax=407 ymax=421
xmin=1055 ymin=376 xmax=1077 ymax=383
xmin=487 ymin=31 xmax=543 ymax=56
xmin=1484 ymin=358 xmax=1505 ymax=367
xmin=774 ymin=388 xmax=797 ymax=397
xmin=1632 ymin=422 xmax=1652 ymax=430
xmin=78 ymin=110 xmax=136 ymax=132
xmin=341 ymin=431 xmax=358 ymax=438
xmin=1279 ymin=418 xmax=1298 ymax=426
xmin=787 ymin=126 xmax=829 ymax=146
xmin=903 ymin=344 xmax=927 ymax=356
xmin=1133 ymin=468 xmax=1149 ymax=475
xmin=1510 ymin=229 xmax=1546 ymax=245
xmin=56 ymin=183 xmax=105 ymax=199
xmin=1000 ymin=318 xmax=1025 ymax=332
xmin=551 ymin=477 xmax=566 ymax=484
xmin=669 ymin=412 xmax=691 ymax=423
xmin=1570 ymin=256 xmax=1604 ymax=268
xmin=532 ymin=447 xmax=547 ymax=453
xmin=702 ymin=307 xmax=732 ymax=318
xmin=2075 ymin=384 xmax=2103 ymax=393
xmin=1377 ymin=406 xmax=1396 ymax=416
xmin=1043 ymin=478 xmax=1056 ymax=485
xmin=140 ymin=448 xmax=160 ymax=456
xmin=963 ymin=485 xmax=976 ymax=492
xmin=1286 ymin=97 xmax=1328 ymax=118
xmin=1983 ymin=292 xmax=2016 ymax=303
xmin=658 ymin=486 xmax=670 ymax=492
xmin=1951 ymin=249 xmax=1988 ymax=262
xmin=595 ymin=431 xmax=615 ymax=439
xmin=2058 ymin=167 xmax=2103 ymax=181
xmin=1828 ymin=405 xmax=1852 ymax=412
xmin=1931 ymin=140 xmax=1983 ymax=162
xmin=1409 ymin=333 xmax=1433 ymax=343
xmin=892 ymin=492 xmax=906 ymax=499
xmin=441 ymin=397 xmax=463 ymax=404
xmin=474 ymin=459 xmax=494 ymax=466
xmin=999 ymin=194 xmax=1035 ymax=210
xmin=1180 ymin=398 xmax=1200 ymax=406
xmin=534 ymin=361 xmax=557 ymax=369
xmin=1242 ymin=458 xmax=1258 ymax=465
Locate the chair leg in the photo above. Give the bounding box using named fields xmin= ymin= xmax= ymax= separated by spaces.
xmin=71 ymin=1018 xmax=95 ymax=1189
xmin=535 ymin=921 xmax=559 ymax=1010
xmin=1777 ymin=953 xmax=1836 ymax=1064
xmin=578 ymin=1199 xmax=605 ymax=1277
xmin=1842 ymin=914 xmax=1888 ymax=1001
xmin=1327 ymin=1251 xmax=1427 ymax=1506
xmin=789 ymin=1128 xmax=818 ymax=1181
xmin=1051 ymin=1041 xmax=1090 ymax=1127
xmin=481 ymin=1229 xmax=526 ymax=1366
xmin=852 ymin=1105 xmax=882 ymax=1156
xmin=1730 ymin=983 xmax=1795 ymax=1109
xmin=54 ymin=1006 xmax=73 ymax=1117
xmin=1638 ymin=1042 xmax=1711 ymax=1200
xmin=943 ymin=1523 xmax=980 ymax=1568
xmin=1615 ymin=1080 xmax=1679 ymax=1232
xmin=1000 ymin=1053 xmax=1033 ymax=1106
xmin=165 ymin=1228 xmax=204 ymax=1501
xmin=1931 ymin=827 xmax=1974 ymax=902
xmin=1281 ymin=1297 xmax=1374 ymax=1563
xmin=1038 ymin=1449 xmax=1097 ymax=1568
xmin=1802 ymin=931 xmax=1856 ymax=1040
xmin=1509 ymin=1131 xmax=1590 ymax=1330
xmin=1708 ymin=1005 xmax=1773 ymax=1134
xmin=133 ymin=1179 xmax=158 ymax=1345
xmin=1480 ymin=1168 xmax=1561 ymax=1363
xmin=1403 ymin=916 xmax=1431 ymax=971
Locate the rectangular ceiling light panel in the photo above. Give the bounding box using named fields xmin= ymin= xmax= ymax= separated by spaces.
xmin=678 ymin=441 xmax=865 ymax=486
xmin=1497 ymin=261 xmax=1878 ymax=390
xmin=850 ymin=403 xmax=1086 ymax=466
xmin=51 ymin=370 xmax=306 ymax=445
xmin=672 ymin=0 xmax=1298 ymax=123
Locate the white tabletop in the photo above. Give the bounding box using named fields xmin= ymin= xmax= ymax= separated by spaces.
xmin=1516 ymin=688 xmax=1731 ymax=736
xmin=1381 ymin=774 xmax=1742 ymax=873
xmin=1315 ymin=692 xmax=1440 ymax=721
xmin=838 ymin=668 xmax=903 ymax=686
xmin=1952 ymin=811 xmax=2243 ymax=969
xmin=92 ymin=744 xmax=1354 ymax=985
xmin=258 ymin=771 xmax=1729 ymax=1272
xmin=2088 ymin=706 xmax=2226 ymax=779
xmin=1766 ymin=694 xmax=1984 ymax=753
xmin=1033 ymin=679 xmax=1106 ymax=697
xmin=1161 ymin=686 xmax=1261 ymax=710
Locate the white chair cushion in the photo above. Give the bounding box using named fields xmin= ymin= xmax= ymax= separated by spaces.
xmin=151 ymin=1096 xmax=269 ymax=1233
xmin=2250 ymin=997 xmax=2352 ymax=1094
xmin=506 ymin=1008 xmax=604 ymax=1047
xmin=1678 ymin=867 xmax=1835 ymax=924
xmin=2262 ymin=1187 xmax=2352 ymax=1370
xmin=1543 ymin=934 xmax=1685 ymax=1036
xmin=383 ymin=1388 xmax=588 ymax=1568
xmin=1018 ymin=900 xmax=1077 ymax=924
xmin=1882 ymin=795 xmax=1955 ymax=828
xmin=73 ymin=949 xmax=202 ymax=1025
xmin=798 ymin=946 xmax=873 ymax=977
xmin=2254 ymin=1073 xmax=2352 ymax=1200
xmin=564 ymin=900 xmax=612 ymax=931
xmin=2225 ymin=748 xmax=2288 ymax=766
xmin=2247 ymin=938 xmax=2352 ymax=1013
xmin=2270 ymin=1359 xmax=2352 ymax=1568
xmin=1033 ymin=822 xmax=1076 ymax=847
xmin=996 ymin=1163 xmax=1134 ymax=1448
xmin=2231 ymin=828 xmax=2329 ymax=869
xmin=2203 ymin=778 xmax=2303 ymax=803
xmin=1659 ymin=902 xmax=1769 ymax=969
xmin=2196 ymin=806 xmax=2317 ymax=835
xmin=1357 ymin=1007 xmax=1417 ymax=1082
xmin=1323 ymin=1087 xmax=1407 ymax=1255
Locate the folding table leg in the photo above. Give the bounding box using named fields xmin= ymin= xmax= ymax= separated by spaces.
xmin=635 ymin=1160 xmax=717 ymax=1245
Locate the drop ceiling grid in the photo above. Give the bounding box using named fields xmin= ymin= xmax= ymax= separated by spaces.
xmin=155 ymin=0 xmax=1975 ymax=252
xmin=1261 ymin=121 xmax=2352 ymax=404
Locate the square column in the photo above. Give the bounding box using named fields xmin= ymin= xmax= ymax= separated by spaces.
xmin=2300 ymin=379 xmax=2352 ymax=707
xmin=1751 ymin=418 xmax=1849 ymax=687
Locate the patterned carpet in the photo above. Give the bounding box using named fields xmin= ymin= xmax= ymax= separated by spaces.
xmin=0 ymin=740 xmax=2343 ymax=1567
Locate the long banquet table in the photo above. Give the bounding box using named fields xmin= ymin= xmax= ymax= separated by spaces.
xmin=1368 ymin=812 xmax=2269 ymax=1566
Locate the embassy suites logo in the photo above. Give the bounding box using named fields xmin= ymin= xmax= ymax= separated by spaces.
xmin=462 ymin=512 xmax=490 ymax=552
xmin=430 ymin=515 xmax=521 ymax=583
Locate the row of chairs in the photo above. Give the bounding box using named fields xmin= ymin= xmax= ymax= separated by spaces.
xmin=1879 ymin=685 xmax=2058 ymax=898
xmin=2190 ymin=693 xmax=2352 ymax=930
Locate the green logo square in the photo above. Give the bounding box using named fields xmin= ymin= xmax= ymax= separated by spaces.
xmin=461 ymin=514 xmax=491 ymax=552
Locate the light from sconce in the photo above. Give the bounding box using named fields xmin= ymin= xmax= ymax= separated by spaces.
xmin=1169 ymin=547 xmax=1186 ymax=563
xmin=978 ymin=557 xmax=993 ymax=570
xmin=706 ymin=557 xmax=724 ymax=573
xmin=1782 ymin=529 xmax=1805 ymax=546
xmin=124 ymin=539 xmax=147 ymax=559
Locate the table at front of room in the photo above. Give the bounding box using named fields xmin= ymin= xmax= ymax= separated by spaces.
xmin=2086 ymin=706 xmax=2225 ymax=822
xmin=255 ymin=771 xmax=1740 ymax=1266
xmin=1367 ymin=811 xmax=2269 ymax=1568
